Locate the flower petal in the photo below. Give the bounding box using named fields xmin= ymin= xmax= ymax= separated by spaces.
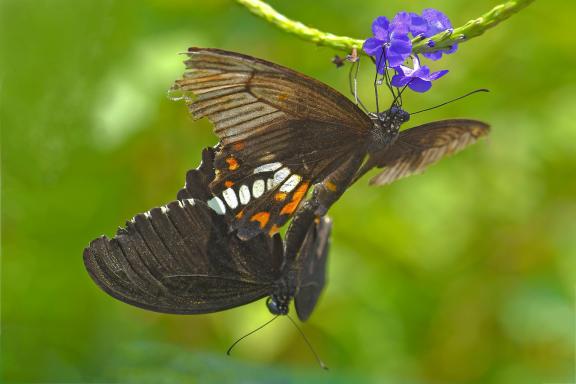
xmin=423 ymin=51 xmax=443 ymax=61
xmin=391 ymin=72 xmax=410 ymax=87
xmin=397 ymin=64 xmax=414 ymax=76
xmin=372 ymin=16 xmax=390 ymax=41
xmin=409 ymin=13 xmax=428 ymax=35
xmin=363 ymin=38 xmax=384 ymax=56
xmin=422 ymin=8 xmax=452 ymax=36
xmin=412 ymin=65 xmax=430 ymax=79
xmin=427 ymin=69 xmax=448 ymax=81
xmin=446 ymin=44 xmax=458 ymax=54
xmin=408 ymin=78 xmax=432 ymax=93
xmin=389 ymin=33 xmax=412 ymax=54
xmin=391 ymin=12 xmax=411 ymax=34
xmin=386 ymin=51 xmax=405 ymax=67
xmin=422 ymin=8 xmax=452 ymax=29
xmin=394 ymin=66 xmax=407 ymax=76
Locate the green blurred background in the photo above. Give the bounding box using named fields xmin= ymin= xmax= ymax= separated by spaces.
xmin=2 ymin=0 xmax=575 ymax=383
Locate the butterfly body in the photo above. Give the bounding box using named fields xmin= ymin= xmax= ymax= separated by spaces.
xmin=266 ymin=279 xmax=293 ymax=316
xmin=368 ymin=106 xmax=410 ymax=148
xmin=172 ymin=48 xmax=489 ymax=240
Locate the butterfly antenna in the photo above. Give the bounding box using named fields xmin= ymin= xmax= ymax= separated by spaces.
xmin=410 ymin=89 xmax=490 ymax=115
xmin=380 ymin=48 xmax=396 ymax=100
xmin=390 ymin=80 xmax=413 ymax=109
xmin=287 ymin=315 xmax=328 ymax=370
xmin=226 ymin=316 xmax=279 ymax=356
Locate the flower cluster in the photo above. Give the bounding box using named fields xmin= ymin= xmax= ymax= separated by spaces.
xmin=363 ymin=9 xmax=456 ymax=93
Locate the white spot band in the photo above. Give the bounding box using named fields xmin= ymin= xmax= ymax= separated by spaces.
xmin=239 ymin=185 xmax=250 ymax=205
xmin=252 ymin=179 xmax=265 ymax=198
xmin=207 ymin=196 xmax=226 ymax=215
xmin=222 ymin=188 xmax=238 ymax=209
xmin=253 ymin=162 xmax=282 ymax=174
xmin=280 ymin=174 xmax=302 ymax=193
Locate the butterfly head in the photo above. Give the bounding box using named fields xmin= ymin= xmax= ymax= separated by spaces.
xmin=370 ymin=105 xmax=410 ymax=146
xmin=378 ymin=105 xmax=410 ymax=125
xmin=267 ymin=295 xmax=290 ymax=315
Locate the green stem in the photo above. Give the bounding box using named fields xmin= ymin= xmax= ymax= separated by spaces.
xmin=234 ymin=0 xmax=535 ymax=54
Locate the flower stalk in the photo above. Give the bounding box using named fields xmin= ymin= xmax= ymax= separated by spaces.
xmin=234 ymin=0 xmax=535 ymax=55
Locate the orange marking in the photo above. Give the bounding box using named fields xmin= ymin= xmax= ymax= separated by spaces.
xmin=278 ymin=94 xmax=288 ymax=102
xmin=225 ymin=157 xmax=239 ymax=171
xmin=224 ymin=180 xmax=234 ymax=188
xmin=235 ymin=210 xmax=244 ymax=219
xmin=269 ymin=224 xmax=280 ymax=235
xmin=280 ymin=182 xmax=309 ymax=215
xmin=325 ymin=181 xmax=337 ymax=192
xmin=293 ymin=182 xmax=309 ymax=202
xmin=274 ymin=192 xmax=287 ymax=201
xmin=232 ymin=141 xmax=245 ymax=151
xmin=250 ymin=212 xmax=270 ymax=229
xmin=280 ymin=201 xmax=298 ymax=216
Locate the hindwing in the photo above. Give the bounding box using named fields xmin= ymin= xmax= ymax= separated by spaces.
xmin=83 ymin=199 xmax=283 ymax=314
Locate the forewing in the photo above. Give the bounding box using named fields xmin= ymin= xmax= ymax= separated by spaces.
xmin=172 ymin=48 xmax=371 ymax=238
xmin=366 ymin=119 xmax=489 ymax=186
xmin=294 ymin=217 xmax=332 ymax=322
xmin=83 ymin=199 xmax=283 ymax=314
xmin=172 ymin=47 xmax=370 ymax=140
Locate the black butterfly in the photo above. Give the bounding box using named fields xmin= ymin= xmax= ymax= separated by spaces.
xmin=83 ymin=148 xmax=331 ymax=321
xmin=171 ymin=48 xmax=490 ymax=240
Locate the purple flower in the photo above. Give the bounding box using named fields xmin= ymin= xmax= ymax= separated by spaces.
xmin=408 ymin=13 xmax=428 ymax=36
xmin=391 ymin=56 xmax=448 ymax=93
xmin=363 ymin=14 xmax=412 ymax=72
xmin=419 ymin=8 xmax=458 ymax=60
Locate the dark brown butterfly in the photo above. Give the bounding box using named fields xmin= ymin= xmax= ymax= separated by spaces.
xmin=83 ymin=148 xmax=331 ymax=321
xmin=171 ymin=48 xmax=489 ymax=240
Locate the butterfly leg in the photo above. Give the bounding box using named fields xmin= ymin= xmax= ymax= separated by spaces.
xmin=348 ymin=57 xmax=370 ymax=115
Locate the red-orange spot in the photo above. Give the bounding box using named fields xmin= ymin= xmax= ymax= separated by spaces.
xmin=225 ymin=157 xmax=239 ymax=171
xmin=232 ymin=141 xmax=245 ymax=151
xmin=269 ymin=224 xmax=280 ymax=235
xmin=224 ymin=180 xmax=234 ymax=188
xmin=293 ymin=182 xmax=309 ymax=202
xmin=250 ymin=212 xmax=270 ymax=229
xmin=274 ymin=192 xmax=287 ymax=201
xmin=325 ymin=181 xmax=337 ymax=192
xmin=280 ymin=202 xmax=298 ymax=216
xmin=278 ymin=94 xmax=288 ymax=102
xmin=280 ymin=182 xmax=309 ymax=215
xmin=235 ymin=210 xmax=244 ymax=219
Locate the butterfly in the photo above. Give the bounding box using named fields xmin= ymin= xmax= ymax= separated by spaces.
xmin=83 ymin=147 xmax=331 ymax=321
xmin=171 ymin=48 xmax=490 ymax=240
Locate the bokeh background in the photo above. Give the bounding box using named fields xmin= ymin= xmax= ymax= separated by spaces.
xmin=2 ymin=0 xmax=575 ymax=383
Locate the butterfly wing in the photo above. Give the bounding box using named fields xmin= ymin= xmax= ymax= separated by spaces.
xmin=357 ymin=119 xmax=489 ymax=186
xmin=294 ymin=217 xmax=332 ymax=322
xmin=177 ymin=146 xmax=217 ymax=201
xmin=172 ymin=48 xmax=372 ymax=238
xmin=83 ymin=199 xmax=284 ymax=314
